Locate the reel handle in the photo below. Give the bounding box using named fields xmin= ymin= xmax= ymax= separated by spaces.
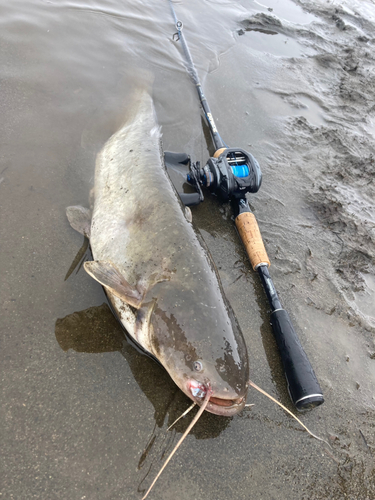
xmin=178 ymin=192 xmax=202 ymax=206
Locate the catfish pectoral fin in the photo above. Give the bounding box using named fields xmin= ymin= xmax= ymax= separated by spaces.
xmin=66 ymin=205 xmax=92 ymax=238
xmin=84 ymin=261 xmax=142 ymax=308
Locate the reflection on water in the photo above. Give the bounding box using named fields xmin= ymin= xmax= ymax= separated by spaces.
xmin=56 ymin=303 xmax=124 ymax=353
xmin=55 ymin=299 xmax=232 ymax=495
xmin=55 ymin=302 xmax=232 ymax=439
xmin=64 ymin=235 xmax=89 ymax=281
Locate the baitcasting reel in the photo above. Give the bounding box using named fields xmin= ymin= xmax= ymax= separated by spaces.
xmin=179 ymin=148 xmax=262 ymax=206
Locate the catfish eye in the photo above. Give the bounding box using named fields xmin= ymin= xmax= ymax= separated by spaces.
xmin=193 ymin=361 xmax=203 ymax=372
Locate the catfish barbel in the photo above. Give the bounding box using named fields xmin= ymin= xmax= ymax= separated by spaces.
xmin=66 ymin=90 xmax=249 ymax=417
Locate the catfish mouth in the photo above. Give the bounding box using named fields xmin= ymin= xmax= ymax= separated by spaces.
xmin=206 ymin=395 xmax=245 ymax=416
xmin=209 ymin=396 xmax=239 ymax=407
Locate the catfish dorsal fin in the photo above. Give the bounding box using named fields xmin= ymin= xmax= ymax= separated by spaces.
xmin=84 ymin=261 xmax=142 ymax=308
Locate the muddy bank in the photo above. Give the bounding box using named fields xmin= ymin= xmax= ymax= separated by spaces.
xmin=238 ymin=0 xmax=375 ymax=333
xmin=1 ymin=0 xmax=374 ymax=499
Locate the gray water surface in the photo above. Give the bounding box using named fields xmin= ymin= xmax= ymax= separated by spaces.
xmin=1 ymin=0 xmax=374 ymax=499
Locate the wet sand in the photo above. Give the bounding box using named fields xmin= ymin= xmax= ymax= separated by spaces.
xmin=1 ymin=0 xmax=374 ymax=499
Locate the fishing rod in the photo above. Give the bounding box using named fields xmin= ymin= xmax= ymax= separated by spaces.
xmin=169 ymin=0 xmax=324 ymax=411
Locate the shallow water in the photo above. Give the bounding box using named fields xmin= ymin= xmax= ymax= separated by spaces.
xmin=1 ymin=0 xmax=374 ymax=499
xmin=238 ymin=28 xmax=314 ymax=58
xmin=253 ymin=0 xmax=317 ymax=24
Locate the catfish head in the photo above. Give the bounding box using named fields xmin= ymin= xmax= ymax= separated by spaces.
xmin=138 ymin=280 xmax=250 ymax=417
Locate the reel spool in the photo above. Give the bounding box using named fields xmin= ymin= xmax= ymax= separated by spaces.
xmin=184 ymin=148 xmax=262 ymax=206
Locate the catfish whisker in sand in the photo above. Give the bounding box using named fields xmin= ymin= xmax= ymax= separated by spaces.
xmin=142 ymin=390 xmax=212 ymax=500
xmin=249 ymin=381 xmax=330 ymax=447
xmin=167 ymin=402 xmax=196 ymax=431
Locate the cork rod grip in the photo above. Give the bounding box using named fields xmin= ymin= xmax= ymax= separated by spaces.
xmin=235 ymin=212 xmax=270 ymax=270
